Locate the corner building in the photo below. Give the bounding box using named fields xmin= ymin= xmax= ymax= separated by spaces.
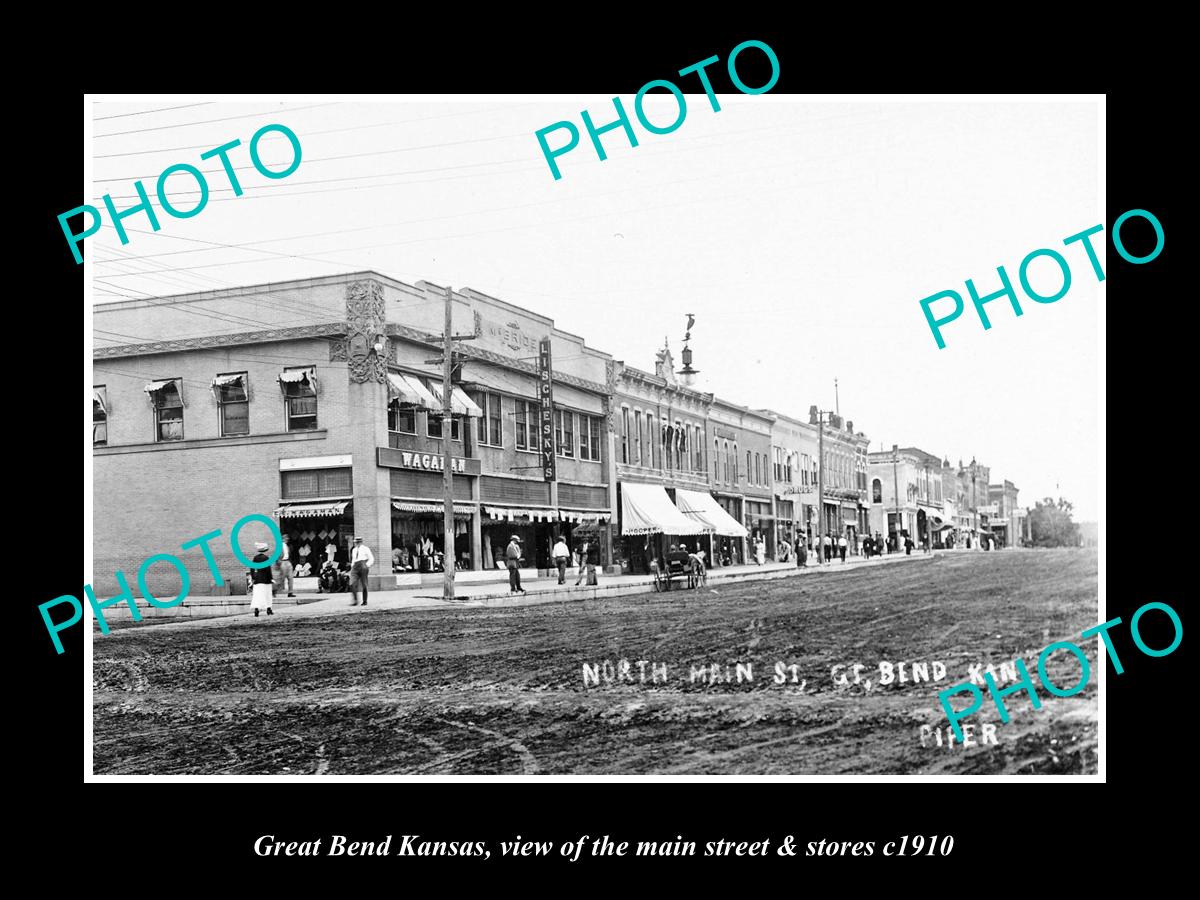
xmin=92 ymin=273 xmax=613 ymax=597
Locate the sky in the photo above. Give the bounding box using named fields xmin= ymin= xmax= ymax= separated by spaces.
xmin=86 ymin=97 xmax=1102 ymax=521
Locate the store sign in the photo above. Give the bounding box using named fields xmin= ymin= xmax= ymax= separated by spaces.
xmin=976 ymin=504 xmax=999 ymax=515
xmin=781 ymin=485 xmax=815 ymax=495
xmin=376 ymin=447 xmax=482 ymax=476
xmin=539 ymin=337 xmax=556 ymax=482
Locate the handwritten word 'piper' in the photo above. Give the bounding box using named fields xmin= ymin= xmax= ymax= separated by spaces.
xmin=920 ymin=209 xmax=1164 ymax=349
xmin=534 ymin=40 xmax=780 ymax=181
xmin=39 ymin=513 xmax=283 ymax=653
xmin=59 ymin=123 xmax=303 ymax=264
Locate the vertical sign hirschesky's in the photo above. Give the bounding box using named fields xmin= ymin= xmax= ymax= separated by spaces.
xmin=538 ymin=338 xmax=556 ymax=482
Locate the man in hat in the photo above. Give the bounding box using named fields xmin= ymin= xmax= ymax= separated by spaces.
xmin=506 ymin=535 xmax=526 ymax=594
xmin=349 ymin=536 xmax=375 ymax=606
xmin=249 ymin=541 xmax=275 ymax=617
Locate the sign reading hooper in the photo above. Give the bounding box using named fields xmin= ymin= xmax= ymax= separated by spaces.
xmin=538 ymin=337 xmax=555 ymax=482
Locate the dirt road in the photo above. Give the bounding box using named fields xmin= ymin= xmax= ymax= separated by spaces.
xmin=93 ymin=549 xmax=1098 ymax=775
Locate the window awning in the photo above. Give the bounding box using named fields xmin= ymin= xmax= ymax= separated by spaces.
xmin=275 ymin=499 xmax=350 ymax=519
xmin=278 ymin=368 xmax=317 ymax=393
xmin=92 ymin=387 xmax=107 ymax=415
xmin=392 ymin=500 xmax=475 ymax=516
xmin=674 ymin=489 xmax=748 ymax=537
xmin=211 ymin=373 xmax=244 ymax=388
xmin=387 ymin=373 xmax=438 ymax=409
xmin=143 ymin=378 xmax=182 ymax=405
xmin=484 ymin=504 xmax=560 ymax=523
xmin=482 ymin=505 xmax=609 ymax=523
xmin=426 ymin=381 xmax=483 ymax=417
xmin=620 ymin=482 xmax=706 ymax=536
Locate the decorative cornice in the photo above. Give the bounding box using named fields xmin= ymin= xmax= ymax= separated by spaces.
xmin=94 ymin=323 xmax=345 ymax=359
xmin=384 ymin=323 xmax=609 ymax=396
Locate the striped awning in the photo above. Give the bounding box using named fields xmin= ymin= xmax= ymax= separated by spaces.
xmin=387 ymin=373 xmax=438 ymax=409
xmin=392 ymin=500 xmax=475 ymax=516
xmin=275 ymin=500 xmax=349 ymax=519
xmin=425 ymin=382 xmax=483 ymax=417
xmin=92 ymin=387 xmax=107 ymax=415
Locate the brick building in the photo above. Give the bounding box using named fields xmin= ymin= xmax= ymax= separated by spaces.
xmin=709 ymin=397 xmax=775 ymax=563
xmin=762 ymin=411 xmax=819 ymax=552
xmin=611 ymin=345 xmax=718 ymax=574
xmin=93 ymin=272 xmax=613 ymax=597
xmin=813 ymin=409 xmax=870 ymax=552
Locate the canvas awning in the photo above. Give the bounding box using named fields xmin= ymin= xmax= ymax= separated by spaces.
xmin=387 ymin=373 xmax=438 ymax=409
xmin=142 ymin=378 xmax=182 ymax=405
xmin=275 ymin=500 xmax=350 ymax=519
xmin=392 ymin=500 xmax=475 ymax=516
xmin=426 ymin=381 xmax=483 ymax=417
xmin=278 ymin=367 xmax=317 ymax=394
xmin=211 ymin=373 xmax=244 ymax=387
xmin=674 ymin=489 xmax=748 ymax=537
xmin=620 ymin=482 xmax=706 ymax=536
xmin=92 ymin=387 xmax=107 ymax=415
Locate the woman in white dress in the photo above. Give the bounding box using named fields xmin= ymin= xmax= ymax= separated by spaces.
xmin=755 ymin=536 xmax=766 ymax=566
xmin=249 ymin=540 xmax=275 ymax=617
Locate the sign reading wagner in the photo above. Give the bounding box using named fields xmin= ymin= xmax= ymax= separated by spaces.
xmin=539 ymin=337 xmax=555 ymax=482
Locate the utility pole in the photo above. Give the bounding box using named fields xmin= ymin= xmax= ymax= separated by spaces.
xmin=892 ymin=443 xmax=902 ymax=552
xmin=817 ymin=409 xmax=825 ymax=565
xmin=441 ymin=285 xmax=456 ymax=602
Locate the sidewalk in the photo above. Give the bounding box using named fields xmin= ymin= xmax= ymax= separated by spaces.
xmin=102 ymin=550 xmax=935 ymax=634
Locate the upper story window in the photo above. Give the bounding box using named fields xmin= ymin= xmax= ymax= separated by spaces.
xmin=471 ymin=391 xmax=503 ymax=446
xmin=555 ymin=409 xmax=575 ymax=458
xmin=578 ymin=413 xmax=602 ymax=462
xmin=388 ymin=400 xmax=417 ymax=435
xmin=279 ymin=367 xmax=318 ymax=432
xmin=426 ymin=410 xmax=461 ymax=441
xmin=212 ymin=372 xmax=249 ymax=437
xmin=872 ymin=478 xmax=883 ymax=503
xmin=517 ymin=399 xmax=536 ymax=451
xmin=92 ymin=386 xmax=108 ymax=446
xmin=144 ymin=378 xmax=184 ymax=443
xmin=620 ymin=407 xmax=629 ymax=463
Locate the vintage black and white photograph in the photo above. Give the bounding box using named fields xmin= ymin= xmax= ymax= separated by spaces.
xmin=84 ymin=92 xmax=1102 ymax=777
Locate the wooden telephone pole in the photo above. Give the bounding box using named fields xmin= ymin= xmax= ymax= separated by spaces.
xmin=430 ymin=286 xmax=477 ymax=602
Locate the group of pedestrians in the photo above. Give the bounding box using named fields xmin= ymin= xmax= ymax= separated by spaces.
xmin=248 ymin=535 xmax=375 ymax=618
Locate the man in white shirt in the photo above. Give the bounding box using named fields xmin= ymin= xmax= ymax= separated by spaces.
xmin=349 ymin=536 xmax=375 ymax=607
xmin=552 ymin=536 xmax=571 ymax=585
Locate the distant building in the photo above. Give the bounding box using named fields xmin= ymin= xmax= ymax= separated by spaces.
xmin=813 ymin=409 xmax=870 ymax=551
xmin=988 ymin=480 xmax=1022 ymax=548
xmin=867 ymin=447 xmax=947 ymax=549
